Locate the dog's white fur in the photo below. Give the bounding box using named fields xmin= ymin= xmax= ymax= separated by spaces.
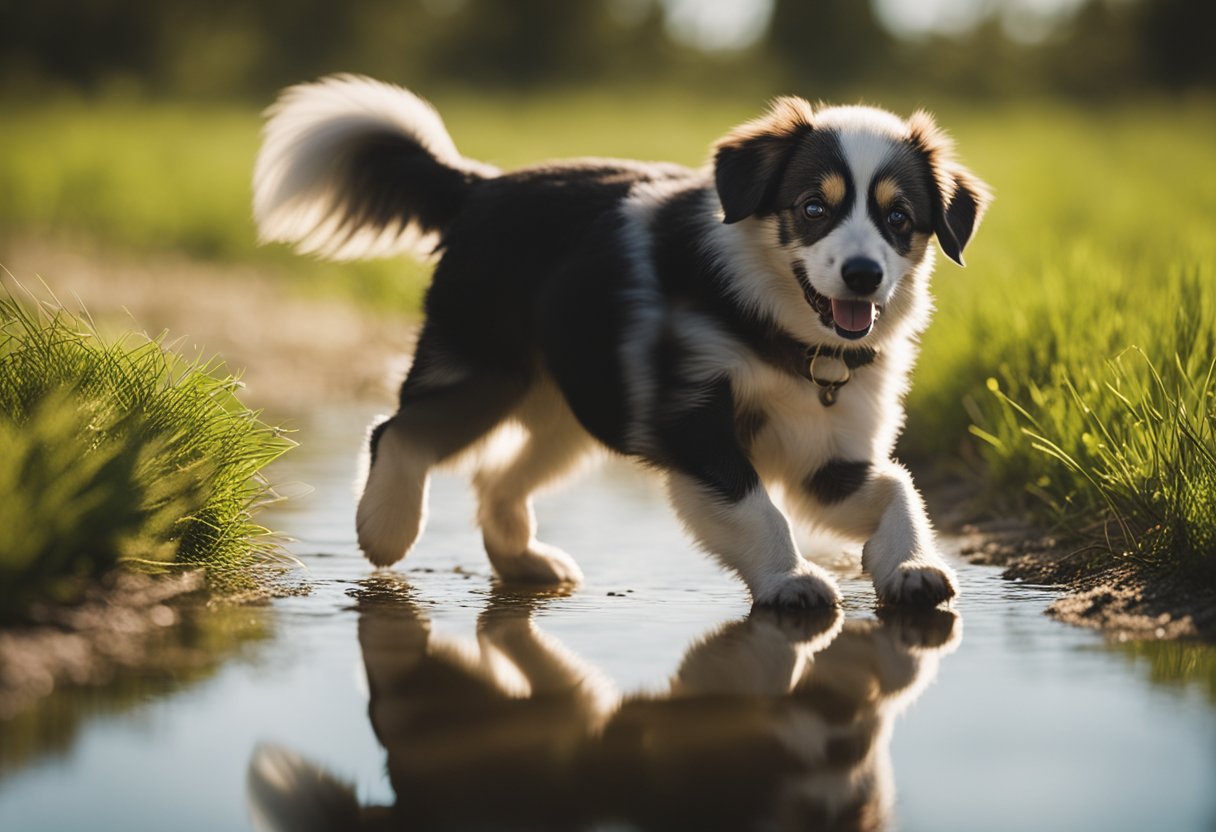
xmin=253 ymin=74 xmax=492 ymax=260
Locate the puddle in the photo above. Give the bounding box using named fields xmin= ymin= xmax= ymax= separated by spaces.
xmin=2 ymin=406 xmax=1215 ymax=831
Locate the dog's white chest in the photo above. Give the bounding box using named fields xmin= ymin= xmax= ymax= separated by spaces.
xmin=738 ymin=359 xmax=893 ymax=483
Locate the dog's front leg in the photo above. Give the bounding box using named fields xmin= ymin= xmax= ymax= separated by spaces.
xmin=667 ymin=473 xmax=840 ymax=608
xmin=794 ymin=460 xmax=957 ymax=606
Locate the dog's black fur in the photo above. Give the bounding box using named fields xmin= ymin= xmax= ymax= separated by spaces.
xmin=253 ymin=76 xmax=990 ymax=607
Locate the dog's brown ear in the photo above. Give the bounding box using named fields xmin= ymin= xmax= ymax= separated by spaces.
xmin=714 ymin=97 xmax=814 ymax=224
xmin=908 ymin=111 xmax=992 ymax=267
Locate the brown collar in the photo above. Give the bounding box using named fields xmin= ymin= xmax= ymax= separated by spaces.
xmin=760 ymin=333 xmax=879 ymax=406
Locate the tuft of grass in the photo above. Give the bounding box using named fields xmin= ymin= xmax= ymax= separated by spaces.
xmin=0 ymin=287 xmax=294 ymax=616
xmin=898 ymin=102 xmax=1216 ymax=586
xmin=904 ymin=101 xmax=1216 ymax=461
xmin=976 ymin=339 xmax=1216 ymax=583
xmin=946 ymin=260 xmax=1216 ymax=584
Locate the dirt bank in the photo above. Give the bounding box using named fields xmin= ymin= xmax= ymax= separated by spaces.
xmin=1 ymin=239 xmax=403 ymax=718
xmin=954 ymin=519 xmax=1216 ymax=641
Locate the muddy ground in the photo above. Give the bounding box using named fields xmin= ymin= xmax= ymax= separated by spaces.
xmin=955 ymin=520 xmax=1216 ymax=641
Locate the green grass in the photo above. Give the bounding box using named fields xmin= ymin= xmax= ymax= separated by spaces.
xmin=904 ymin=101 xmax=1216 ymax=455
xmin=0 ymin=91 xmax=758 ymax=312
xmin=901 ymin=101 xmax=1216 ymax=584
xmin=0 ymin=102 xmax=426 ymax=311
xmin=974 ymin=327 xmax=1216 ymax=578
xmin=1 ymin=93 xmax=1214 ymax=586
xmin=0 ymin=287 xmax=294 ymax=617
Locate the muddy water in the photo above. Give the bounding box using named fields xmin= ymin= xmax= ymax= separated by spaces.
xmin=2 ymin=406 xmax=1215 ymax=831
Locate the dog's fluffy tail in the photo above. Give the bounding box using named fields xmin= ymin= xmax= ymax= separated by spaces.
xmin=253 ymin=74 xmax=497 ymax=261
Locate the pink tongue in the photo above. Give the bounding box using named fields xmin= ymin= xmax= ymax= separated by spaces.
xmin=831 ymin=299 xmax=875 ymax=332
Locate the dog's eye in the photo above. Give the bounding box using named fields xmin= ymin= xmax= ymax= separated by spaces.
xmin=887 ymin=208 xmax=910 ymax=231
xmin=803 ymin=200 xmax=827 ymax=220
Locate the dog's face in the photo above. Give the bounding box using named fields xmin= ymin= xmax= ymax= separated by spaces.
xmin=715 ymin=99 xmax=990 ymax=342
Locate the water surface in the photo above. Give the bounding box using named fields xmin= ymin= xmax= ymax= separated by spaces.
xmin=1 ymin=406 xmax=1214 ymax=831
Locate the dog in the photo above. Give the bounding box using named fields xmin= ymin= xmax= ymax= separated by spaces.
xmin=247 ymin=579 xmax=962 ymax=832
xmin=252 ymin=75 xmax=990 ymax=608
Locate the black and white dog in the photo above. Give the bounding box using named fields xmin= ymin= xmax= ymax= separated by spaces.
xmin=253 ymin=76 xmax=989 ymax=608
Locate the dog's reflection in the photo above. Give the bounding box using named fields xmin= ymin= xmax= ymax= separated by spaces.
xmin=249 ymin=578 xmax=960 ymax=832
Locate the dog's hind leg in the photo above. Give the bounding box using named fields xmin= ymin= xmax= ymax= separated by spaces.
xmin=472 ymin=385 xmax=595 ymax=585
xmin=357 ymin=334 xmax=527 ymax=567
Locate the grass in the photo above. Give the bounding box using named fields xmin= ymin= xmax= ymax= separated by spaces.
xmin=901 ymin=102 xmax=1216 ymax=585
xmin=0 ymin=90 xmax=760 ymax=313
xmin=1 ymin=92 xmax=1214 ymax=587
xmin=0 ymin=101 xmax=426 ymax=311
xmin=0 ymin=286 xmax=294 ymax=617
xmin=975 ymin=328 xmax=1216 ymax=578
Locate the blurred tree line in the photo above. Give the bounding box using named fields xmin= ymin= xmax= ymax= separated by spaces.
xmin=0 ymin=0 xmax=1212 ymax=101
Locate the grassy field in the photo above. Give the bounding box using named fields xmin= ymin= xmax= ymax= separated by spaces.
xmin=1 ymin=91 xmax=1214 ymax=585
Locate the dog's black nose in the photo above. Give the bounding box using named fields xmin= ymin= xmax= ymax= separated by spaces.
xmin=841 ymin=257 xmax=883 ymax=295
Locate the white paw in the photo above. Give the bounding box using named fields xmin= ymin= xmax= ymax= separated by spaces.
xmin=753 ymin=567 xmax=841 ymax=609
xmin=356 ymin=491 xmax=424 ymax=567
xmin=875 ymin=561 xmax=958 ymax=607
xmin=491 ymin=542 xmax=584 ymax=585
xmin=356 ymin=430 xmax=429 ymax=568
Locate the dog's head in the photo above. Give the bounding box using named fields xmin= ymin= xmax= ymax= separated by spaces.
xmin=714 ymin=98 xmax=990 ymax=343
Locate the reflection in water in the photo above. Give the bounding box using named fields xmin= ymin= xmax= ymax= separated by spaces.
xmin=1118 ymin=640 xmax=1216 ymax=703
xmin=0 ymin=602 xmax=269 ymax=776
xmin=248 ymin=577 xmax=960 ymax=832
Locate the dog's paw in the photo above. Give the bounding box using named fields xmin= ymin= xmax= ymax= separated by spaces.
xmin=491 ymin=542 xmax=584 ymax=585
xmin=875 ymin=561 xmax=957 ymax=607
xmin=753 ymin=568 xmax=841 ymax=610
xmin=356 ymin=500 xmax=422 ymax=568
xmin=356 ymin=435 xmax=427 ymax=568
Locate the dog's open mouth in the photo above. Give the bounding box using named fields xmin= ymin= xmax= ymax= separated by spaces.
xmin=795 ymin=271 xmax=880 ymax=340
xmin=830 ymin=299 xmax=875 ymax=339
